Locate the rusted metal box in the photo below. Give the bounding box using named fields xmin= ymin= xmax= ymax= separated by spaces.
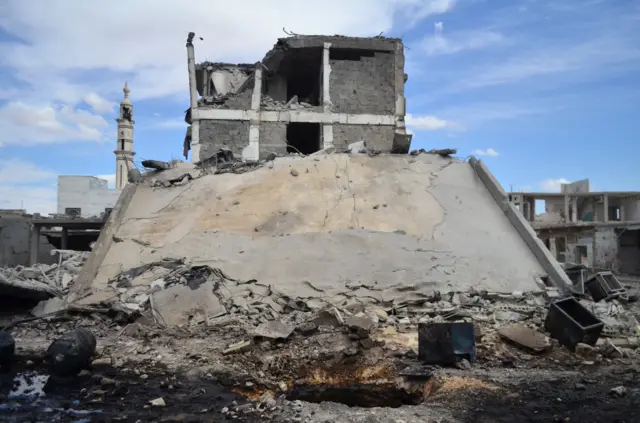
xmin=418 ymin=322 xmax=476 ymax=365
xmin=544 ymin=297 xmax=604 ymax=351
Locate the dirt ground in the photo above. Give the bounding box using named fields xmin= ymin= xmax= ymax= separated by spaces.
xmin=1 ymin=314 xmax=638 ymax=423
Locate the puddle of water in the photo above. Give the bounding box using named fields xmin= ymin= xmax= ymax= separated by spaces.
xmin=9 ymin=372 xmax=49 ymax=399
xmin=1 ymin=372 xmax=104 ymax=422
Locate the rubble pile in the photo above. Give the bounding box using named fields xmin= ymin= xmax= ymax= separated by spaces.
xmin=0 ymin=249 xmax=90 ymax=301
xmin=261 ymin=95 xmax=315 ymax=110
xmin=101 ymin=261 xmax=640 ymax=364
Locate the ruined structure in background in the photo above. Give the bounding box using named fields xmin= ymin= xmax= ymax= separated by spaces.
xmin=509 ymin=179 xmax=640 ymax=275
xmin=184 ymin=33 xmax=411 ymax=162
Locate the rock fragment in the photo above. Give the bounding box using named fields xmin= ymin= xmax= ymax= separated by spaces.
xmin=254 ymin=321 xmax=295 ymax=340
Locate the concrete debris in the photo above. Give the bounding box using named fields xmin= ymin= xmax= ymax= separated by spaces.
xmin=0 ymin=249 xmax=89 ymax=302
xmin=410 ymin=148 xmax=457 ymax=157
xmin=498 ymin=324 xmax=551 ymax=353
xmin=254 ymin=321 xmax=295 ymax=340
xmin=261 ymin=95 xmax=314 ymax=111
xmin=575 ymin=343 xmax=599 ymax=359
xmin=142 ymin=160 xmax=172 ymax=171
xmin=609 ymin=386 xmax=627 ymax=397
xmin=149 ymin=397 xmax=166 ymax=407
xmin=347 ymin=141 xmax=368 ymax=155
xmin=150 ymin=281 xmax=226 ymax=327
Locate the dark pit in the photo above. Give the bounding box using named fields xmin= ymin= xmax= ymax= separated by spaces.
xmin=286 ymin=383 xmax=424 ymax=408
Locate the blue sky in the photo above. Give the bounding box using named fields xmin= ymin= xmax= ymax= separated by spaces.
xmin=0 ymin=0 xmax=639 ymax=213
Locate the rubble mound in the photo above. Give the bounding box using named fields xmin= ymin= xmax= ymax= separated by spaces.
xmin=80 ymin=154 xmax=548 ymax=310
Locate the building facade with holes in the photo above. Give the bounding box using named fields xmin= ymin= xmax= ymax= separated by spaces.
xmin=183 ymin=34 xmax=412 ymax=162
xmin=57 ymin=176 xmax=121 ymax=218
xmin=508 ymin=179 xmax=640 ymax=275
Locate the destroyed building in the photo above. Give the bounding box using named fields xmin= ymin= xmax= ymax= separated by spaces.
xmin=509 ymin=179 xmax=640 ymax=275
xmin=184 ymin=33 xmax=411 ymax=162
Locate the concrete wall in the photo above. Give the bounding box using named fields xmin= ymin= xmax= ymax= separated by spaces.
xmin=225 ymin=88 xmax=253 ymax=109
xmin=332 ymin=124 xmax=395 ymax=150
xmin=621 ymin=198 xmax=640 ymax=221
xmin=259 ymin=122 xmax=287 ymax=157
xmin=329 ymin=51 xmax=395 ymax=115
xmin=594 ymin=227 xmax=618 ymax=270
xmin=57 ymin=176 xmax=121 ymax=218
xmin=618 ymin=229 xmax=640 ymax=275
xmin=199 ymin=120 xmax=250 ymax=161
xmin=266 ymin=75 xmax=287 ymax=102
xmin=0 ymin=215 xmax=55 ymax=266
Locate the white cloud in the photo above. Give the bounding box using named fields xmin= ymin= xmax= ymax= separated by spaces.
xmin=96 ymin=174 xmax=116 ymax=188
xmin=460 ymin=32 xmax=640 ymax=90
xmin=406 ymin=113 xmax=462 ymax=131
xmin=84 ymin=92 xmax=115 ymax=114
xmin=422 ymin=22 xmax=504 ymax=56
xmin=0 ymin=0 xmax=455 ymax=105
xmin=539 ymin=178 xmax=570 ymax=192
xmin=472 ymin=148 xmax=499 ymax=157
xmin=0 ymin=102 xmax=109 ymax=146
xmin=0 ymin=159 xmax=56 ymax=183
xmin=0 ymin=159 xmax=57 ymax=214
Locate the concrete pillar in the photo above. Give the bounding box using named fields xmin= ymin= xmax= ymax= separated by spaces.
xmin=243 ymin=64 xmax=263 ymax=162
xmin=61 ymin=228 xmax=68 ymax=250
xmin=29 ymin=224 xmax=40 ymax=266
xmin=549 ymin=236 xmax=557 ymax=259
xmin=620 ymin=203 xmax=626 ymax=221
xmin=186 ymin=32 xmax=200 ymax=162
xmin=322 ymin=124 xmax=333 ymax=149
xmin=564 ymin=195 xmax=569 ymax=222
xmin=603 ymin=194 xmax=609 ymax=222
xmin=322 ymin=42 xmax=332 ymax=112
xmin=572 ymin=197 xmax=578 ymax=222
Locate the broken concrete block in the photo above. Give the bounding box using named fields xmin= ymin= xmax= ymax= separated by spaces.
xmin=31 ymin=297 xmax=65 ymax=318
xmin=347 ymin=141 xmax=368 ymax=155
xmin=313 ymin=307 xmax=344 ymax=327
xmin=150 ymin=281 xmax=226 ymax=327
xmin=600 ymin=339 xmax=624 ymax=358
xmin=345 ymin=315 xmax=376 ymax=333
xmin=498 ymin=324 xmax=551 ymax=354
xmin=494 ymin=310 xmax=527 ymax=322
xmin=575 ymin=343 xmax=599 ymax=359
xmin=254 ymin=321 xmax=295 ymax=340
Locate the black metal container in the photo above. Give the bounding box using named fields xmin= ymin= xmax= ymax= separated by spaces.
xmin=46 ymin=328 xmax=96 ymax=376
xmin=585 ymin=272 xmax=625 ymax=302
xmin=418 ymin=322 xmax=475 ymax=365
xmin=0 ymin=331 xmax=15 ymax=366
xmin=544 ymin=297 xmax=603 ymax=351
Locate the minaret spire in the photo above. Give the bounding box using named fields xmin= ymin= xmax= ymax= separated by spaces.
xmin=114 ymin=82 xmax=136 ymax=190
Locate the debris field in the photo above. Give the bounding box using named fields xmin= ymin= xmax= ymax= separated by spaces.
xmin=0 ymin=149 xmax=639 ymax=423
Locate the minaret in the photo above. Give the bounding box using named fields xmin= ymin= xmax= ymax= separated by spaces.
xmin=114 ymin=82 xmax=136 ymax=190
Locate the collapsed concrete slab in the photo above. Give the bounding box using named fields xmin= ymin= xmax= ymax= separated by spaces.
xmin=71 ymin=153 xmax=572 ymax=311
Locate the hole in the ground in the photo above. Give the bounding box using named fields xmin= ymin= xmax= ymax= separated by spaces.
xmin=286 ymin=383 xmax=424 ymax=408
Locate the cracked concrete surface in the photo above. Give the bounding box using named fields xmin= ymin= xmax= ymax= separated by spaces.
xmin=88 ymin=154 xmax=545 ymax=305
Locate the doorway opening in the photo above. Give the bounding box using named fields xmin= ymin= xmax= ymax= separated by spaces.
xmin=287 ymin=123 xmax=321 ymax=155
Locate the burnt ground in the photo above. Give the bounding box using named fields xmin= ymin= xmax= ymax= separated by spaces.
xmin=1 ymin=307 xmax=638 ymax=422
xmin=0 ymin=360 xmax=638 ymax=422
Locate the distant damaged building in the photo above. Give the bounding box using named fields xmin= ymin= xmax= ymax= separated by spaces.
xmin=184 ymin=33 xmax=411 ymax=162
